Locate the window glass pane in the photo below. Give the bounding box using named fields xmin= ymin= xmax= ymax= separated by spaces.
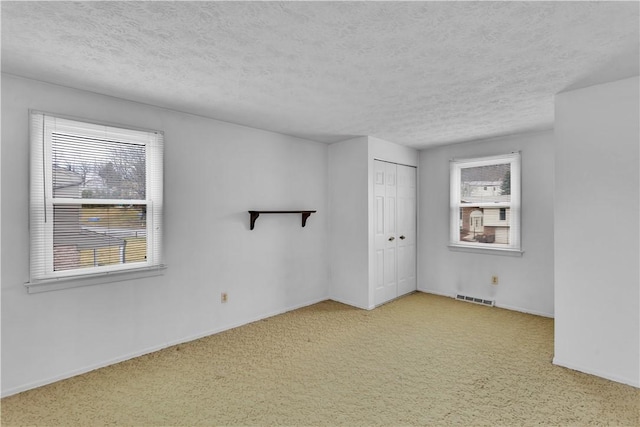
xmin=52 ymin=133 xmax=146 ymax=199
xmin=459 ymin=207 xmax=510 ymax=244
xmin=53 ymin=204 xmax=147 ymax=272
xmin=460 ymin=164 xmax=510 ymax=204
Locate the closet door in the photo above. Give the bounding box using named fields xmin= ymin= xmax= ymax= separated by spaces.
xmin=374 ymin=160 xmax=398 ymax=305
xmin=396 ymin=164 xmax=417 ymax=296
xmin=374 ymin=160 xmax=417 ymax=306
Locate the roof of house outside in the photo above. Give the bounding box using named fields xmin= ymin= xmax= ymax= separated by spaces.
xmin=461 ymin=195 xmax=511 ymax=204
xmin=465 ymin=181 xmax=502 ymax=187
xmin=53 ymin=166 xmax=83 ymax=190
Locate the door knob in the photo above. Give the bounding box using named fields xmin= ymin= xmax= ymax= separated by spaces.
xmin=400 ymin=235 xmax=406 ymax=240
xmin=388 ymin=236 xmax=395 ymax=241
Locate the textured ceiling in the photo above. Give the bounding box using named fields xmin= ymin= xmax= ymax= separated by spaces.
xmin=2 ymin=1 xmax=639 ymax=148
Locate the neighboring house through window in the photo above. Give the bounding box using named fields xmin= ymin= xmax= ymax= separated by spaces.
xmin=450 ymin=152 xmax=520 ymax=252
xmin=29 ymin=112 xmax=164 ymax=289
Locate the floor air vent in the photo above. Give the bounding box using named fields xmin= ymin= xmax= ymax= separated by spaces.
xmin=456 ymin=294 xmax=495 ymax=307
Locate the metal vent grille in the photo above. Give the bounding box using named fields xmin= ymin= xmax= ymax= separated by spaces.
xmin=456 ymin=294 xmax=495 ymax=307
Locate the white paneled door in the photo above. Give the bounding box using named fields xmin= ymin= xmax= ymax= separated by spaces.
xmin=396 ymin=163 xmax=417 ymax=296
xmin=374 ymin=160 xmax=416 ymax=306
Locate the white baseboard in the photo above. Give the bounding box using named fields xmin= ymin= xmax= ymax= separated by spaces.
xmin=553 ymin=357 xmax=640 ymax=388
xmin=495 ymin=303 xmax=554 ymax=318
xmin=328 ymin=296 xmax=370 ymax=310
xmin=418 ymin=289 xmax=554 ymax=318
xmin=1 ymin=296 xmax=328 ymax=398
xmin=417 ymin=288 xmax=455 ymax=298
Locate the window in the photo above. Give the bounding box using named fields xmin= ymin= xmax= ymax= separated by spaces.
xmin=450 ymin=152 xmax=520 ymax=253
xmin=29 ymin=112 xmax=164 ymax=288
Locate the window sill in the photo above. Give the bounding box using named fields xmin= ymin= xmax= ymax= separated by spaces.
xmin=448 ymin=244 xmax=524 ymax=257
xmin=25 ymin=265 xmax=167 ymax=294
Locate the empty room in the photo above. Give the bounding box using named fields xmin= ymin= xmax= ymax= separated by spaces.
xmin=1 ymin=1 xmax=638 ymax=426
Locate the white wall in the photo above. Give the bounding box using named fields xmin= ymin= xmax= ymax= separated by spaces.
xmin=369 ymin=136 xmax=419 ymax=167
xmin=1 ymin=74 xmax=330 ymax=396
xmin=418 ymin=131 xmax=555 ymax=317
xmin=554 ymin=76 xmax=639 ymax=387
xmin=328 ymin=137 xmax=369 ymax=308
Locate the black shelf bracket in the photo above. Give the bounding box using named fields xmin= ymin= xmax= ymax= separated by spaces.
xmin=248 ymin=210 xmax=317 ymax=230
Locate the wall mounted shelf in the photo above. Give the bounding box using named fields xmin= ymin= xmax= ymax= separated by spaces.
xmin=248 ymin=210 xmax=316 ymax=230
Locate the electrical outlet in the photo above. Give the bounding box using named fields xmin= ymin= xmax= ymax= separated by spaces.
xmin=221 ymin=292 xmax=228 ymax=303
xmin=491 ymin=276 xmax=499 ymax=285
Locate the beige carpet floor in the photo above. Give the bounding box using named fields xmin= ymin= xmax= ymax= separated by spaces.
xmin=1 ymin=293 xmax=638 ymax=426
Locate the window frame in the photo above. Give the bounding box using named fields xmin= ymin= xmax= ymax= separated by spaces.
xmin=449 ymin=152 xmax=522 ymax=256
xmin=27 ymin=111 xmax=165 ymax=292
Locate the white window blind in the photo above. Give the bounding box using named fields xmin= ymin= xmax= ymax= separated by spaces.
xmin=450 ymin=152 xmax=521 ymax=253
xmin=29 ymin=112 xmax=164 ymax=285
